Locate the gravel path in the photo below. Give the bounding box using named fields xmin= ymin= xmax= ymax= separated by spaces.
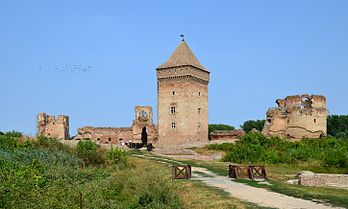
xmin=133 ymin=154 xmax=343 ymax=209
xmin=192 ymin=167 xmax=344 ymax=209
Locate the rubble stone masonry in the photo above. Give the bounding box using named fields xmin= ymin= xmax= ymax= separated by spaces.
xmin=262 ymin=94 xmax=327 ymax=139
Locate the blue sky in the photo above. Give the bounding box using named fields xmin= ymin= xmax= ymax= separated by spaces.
xmin=1 ymin=1 xmax=347 ymax=135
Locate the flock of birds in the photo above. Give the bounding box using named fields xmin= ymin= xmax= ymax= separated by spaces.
xmin=37 ymin=54 xmax=102 ymax=74
xmin=37 ymin=63 xmax=102 ymax=74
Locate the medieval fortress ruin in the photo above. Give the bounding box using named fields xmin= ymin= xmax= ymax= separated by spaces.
xmin=37 ymin=113 xmax=69 ymax=140
xmin=38 ymin=40 xmax=209 ymax=147
xmin=37 ymin=40 xmax=328 ymax=146
xmin=262 ymin=94 xmax=327 ymax=139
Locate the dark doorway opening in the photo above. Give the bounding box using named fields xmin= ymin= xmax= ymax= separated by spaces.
xmin=141 ymin=127 xmax=148 ymax=146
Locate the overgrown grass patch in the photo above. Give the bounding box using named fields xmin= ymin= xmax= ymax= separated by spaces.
xmin=208 ymin=132 xmax=348 ymax=171
xmin=0 ymin=133 xmax=181 ymax=208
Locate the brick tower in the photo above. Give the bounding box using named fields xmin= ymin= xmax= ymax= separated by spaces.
xmin=156 ymin=40 xmax=210 ymax=146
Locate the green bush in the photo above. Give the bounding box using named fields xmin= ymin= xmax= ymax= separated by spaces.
xmin=33 ymin=135 xmax=72 ymax=152
xmin=335 ymin=132 xmax=348 ymax=139
xmin=0 ymin=132 xmax=180 ymax=208
xmin=0 ymin=132 xmax=181 ymax=208
xmin=327 ymin=115 xmax=348 ymax=138
xmin=76 ymin=140 xmax=104 ymax=165
xmin=4 ymin=131 xmax=22 ymax=138
xmin=208 ymin=124 xmax=235 ymax=134
xmin=106 ymin=147 xmax=127 ymax=165
xmin=207 ymin=143 xmax=235 ymax=151
xmin=240 ymin=120 xmax=265 ymax=133
xmin=209 ymin=132 xmax=348 ymax=168
xmin=323 ymin=148 xmax=348 ymax=168
xmin=0 ymin=134 xmax=19 ymax=149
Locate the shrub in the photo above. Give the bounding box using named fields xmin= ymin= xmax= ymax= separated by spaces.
xmin=323 ymin=148 xmax=348 ymax=168
xmin=4 ymin=131 xmax=22 ymax=138
xmin=207 ymin=143 xmax=235 ymax=151
xmin=208 ymin=124 xmax=235 ymax=134
xmin=106 ymin=147 xmax=127 ymax=165
xmin=327 ymin=115 xmax=348 ymax=137
xmin=34 ymin=135 xmax=71 ymax=152
xmin=240 ymin=120 xmax=265 ymax=133
xmin=210 ymin=132 xmax=348 ymax=168
xmin=336 ymin=132 xmax=348 ymax=139
xmin=0 ymin=133 xmax=178 ymax=208
xmin=0 ymin=134 xmax=19 ymax=149
xmin=76 ymin=140 xmax=104 ymax=165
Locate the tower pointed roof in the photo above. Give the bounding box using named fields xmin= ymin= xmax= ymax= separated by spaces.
xmin=157 ymin=40 xmax=208 ymax=71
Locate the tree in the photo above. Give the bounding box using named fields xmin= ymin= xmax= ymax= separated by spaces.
xmin=327 ymin=115 xmax=348 ymax=139
xmin=208 ymin=124 xmax=235 ymax=134
xmin=240 ymin=120 xmax=265 ymax=133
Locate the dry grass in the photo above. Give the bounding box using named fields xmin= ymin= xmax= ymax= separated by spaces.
xmin=165 ymin=151 xmax=348 ymax=208
xmin=175 ymin=180 xmax=252 ymax=209
xmin=128 ymin=156 xmax=261 ymax=209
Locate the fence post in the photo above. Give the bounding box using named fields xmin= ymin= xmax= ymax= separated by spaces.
xmin=248 ymin=166 xmax=253 ymax=179
xmin=188 ymin=165 xmax=192 ymax=178
xmin=79 ymin=192 xmax=83 ymax=209
xmin=261 ymin=166 xmax=267 ymax=178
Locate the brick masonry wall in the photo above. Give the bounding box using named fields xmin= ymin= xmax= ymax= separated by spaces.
xmin=298 ymin=171 xmax=348 ymax=189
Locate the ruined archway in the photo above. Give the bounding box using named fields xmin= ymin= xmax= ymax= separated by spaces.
xmin=141 ymin=127 xmax=148 ymax=146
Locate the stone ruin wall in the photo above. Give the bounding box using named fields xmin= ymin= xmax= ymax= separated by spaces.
xmin=262 ymin=94 xmax=327 ymax=139
xmin=298 ymin=171 xmax=348 ymax=189
xmin=37 ymin=112 xmax=69 ymax=140
xmin=73 ymin=126 xmax=134 ymax=144
xmin=72 ymin=106 xmax=158 ymax=145
xmin=132 ymin=106 xmax=158 ymax=143
xmin=38 ymin=106 xmax=158 ymax=146
xmin=209 ymin=129 xmax=246 ymax=142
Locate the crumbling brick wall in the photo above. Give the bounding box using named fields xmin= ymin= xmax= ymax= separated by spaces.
xmin=37 ymin=112 xmax=69 ymax=140
xmin=262 ymin=94 xmax=327 ymax=139
xmin=72 ymin=106 xmax=158 ymax=145
xmin=73 ymin=126 xmax=133 ymax=144
xmin=132 ymin=106 xmax=158 ymax=142
xmin=298 ymin=171 xmax=348 ymax=189
xmin=209 ymin=130 xmax=245 ymax=141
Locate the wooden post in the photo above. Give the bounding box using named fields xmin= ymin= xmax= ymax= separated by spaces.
xmin=171 ymin=166 xmax=175 ymax=180
xmin=79 ymin=192 xmax=83 ymax=209
xmin=187 ymin=165 xmax=192 ymax=178
xmin=248 ymin=166 xmax=253 ymax=179
xmin=261 ymin=166 xmax=267 ymax=178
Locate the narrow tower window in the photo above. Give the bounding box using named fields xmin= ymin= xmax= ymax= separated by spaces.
xmin=171 ymin=106 xmax=176 ymax=114
xmin=198 ymin=108 xmax=201 ymax=113
xmin=172 ymin=91 xmax=175 ymax=96
xmin=314 ymin=119 xmax=316 ymax=123
xmin=199 ymin=92 xmax=201 ymax=96
xmin=171 ymin=122 xmax=176 ymax=129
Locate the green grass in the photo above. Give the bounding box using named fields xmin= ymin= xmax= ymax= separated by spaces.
xmin=2 ymin=132 xmax=272 ymax=209
xmin=192 ymin=171 xmax=214 ymax=178
xmin=0 ymin=133 xmax=181 ymax=208
xmin=208 ymin=132 xmax=348 ymax=170
xmin=133 ymin=151 xmax=348 ymax=208
xmin=173 ymin=175 xmax=274 ymax=209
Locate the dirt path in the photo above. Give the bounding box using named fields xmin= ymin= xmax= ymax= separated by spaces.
xmin=192 ymin=167 xmax=343 ymax=209
xmin=133 ymin=154 xmax=344 ymax=209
